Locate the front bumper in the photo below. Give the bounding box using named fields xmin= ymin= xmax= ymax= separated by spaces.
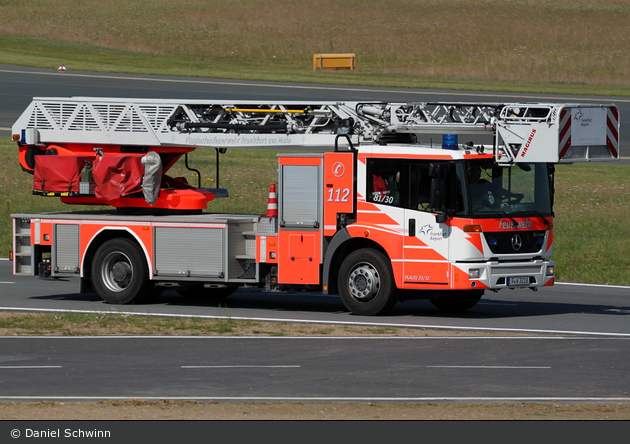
xmin=456 ymin=259 xmax=555 ymax=290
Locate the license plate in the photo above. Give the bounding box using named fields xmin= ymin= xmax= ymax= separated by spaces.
xmin=508 ymin=276 xmax=530 ymax=286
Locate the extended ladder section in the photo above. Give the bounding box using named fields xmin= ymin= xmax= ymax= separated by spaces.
xmin=13 ymin=97 xmax=620 ymax=164
xmin=492 ymin=103 xmax=620 ymax=164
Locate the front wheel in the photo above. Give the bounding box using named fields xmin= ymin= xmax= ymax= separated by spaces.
xmin=337 ymin=248 xmax=398 ymax=316
xmin=429 ymin=290 xmax=484 ymax=312
xmin=91 ymin=238 xmax=153 ymax=304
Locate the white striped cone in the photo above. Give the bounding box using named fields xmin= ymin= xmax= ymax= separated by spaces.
xmin=266 ymin=183 xmax=278 ymax=217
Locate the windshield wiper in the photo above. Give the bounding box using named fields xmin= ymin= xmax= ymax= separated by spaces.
xmin=526 ymin=211 xmax=551 ymax=227
xmin=499 ymin=211 xmax=519 ymax=226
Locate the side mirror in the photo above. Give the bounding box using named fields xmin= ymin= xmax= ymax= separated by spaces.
xmin=429 ymin=163 xmax=446 ymax=210
xmin=429 ymin=177 xmax=444 ymax=210
xmin=429 ymin=162 xmax=454 ymax=222
xmin=435 ymin=210 xmax=453 ymax=224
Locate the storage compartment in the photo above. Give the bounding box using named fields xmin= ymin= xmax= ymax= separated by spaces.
xmin=154 ymin=227 xmax=225 ymax=278
xmin=53 ymin=224 xmax=80 ymax=274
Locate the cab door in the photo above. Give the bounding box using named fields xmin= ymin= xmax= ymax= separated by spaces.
xmin=403 ymin=209 xmax=450 ymax=285
xmin=402 ymin=163 xmax=450 ymax=285
xmin=365 ymin=158 xmax=450 ymax=287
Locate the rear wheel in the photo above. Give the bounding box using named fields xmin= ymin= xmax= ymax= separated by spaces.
xmin=429 ymin=290 xmax=484 ymax=312
xmin=337 ymin=248 xmax=398 ymax=316
xmin=91 ymin=238 xmax=153 ymax=304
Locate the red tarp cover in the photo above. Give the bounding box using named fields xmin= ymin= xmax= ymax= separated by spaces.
xmin=33 ymin=156 xmax=89 ymax=193
xmin=92 ymin=155 xmax=144 ymax=201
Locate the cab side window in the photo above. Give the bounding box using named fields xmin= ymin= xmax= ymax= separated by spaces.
xmin=367 ymin=159 xmax=461 ymax=214
xmin=366 ymin=159 xmax=405 ymax=207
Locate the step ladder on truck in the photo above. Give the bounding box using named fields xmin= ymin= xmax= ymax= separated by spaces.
xmin=10 ymin=97 xmax=620 ymax=315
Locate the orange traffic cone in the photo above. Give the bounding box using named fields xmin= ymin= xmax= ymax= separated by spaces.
xmin=266 ymin=183 xmax=278 ymax=217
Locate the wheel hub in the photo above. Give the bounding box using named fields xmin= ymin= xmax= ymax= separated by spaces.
xmin=348 ymin=264 xmax=380 ymax=302
xmin=112 ymin=262 xmax=131 ymax=282
xmin=101 ymin=251 xmax=133 ymax=293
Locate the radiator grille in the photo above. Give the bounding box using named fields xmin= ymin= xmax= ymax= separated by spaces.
xmin=491 ymin=265 xmax=543 ymax=275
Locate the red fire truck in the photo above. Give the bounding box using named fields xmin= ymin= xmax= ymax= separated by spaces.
xmin=10 ymin=98 xmax=620 ymax=315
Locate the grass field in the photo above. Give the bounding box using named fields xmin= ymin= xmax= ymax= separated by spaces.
xmin=1 ymin=0 xmax=630 ymax=95
xmin=553 ymin=164 xmax=630 ymax=284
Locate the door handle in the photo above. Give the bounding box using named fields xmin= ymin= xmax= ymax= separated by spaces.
xmin=408 ymin=218 xmax=416 ymax=237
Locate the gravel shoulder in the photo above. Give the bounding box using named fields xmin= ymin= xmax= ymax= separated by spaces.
xmin=2 ymin=400 xmax=630 ymax=420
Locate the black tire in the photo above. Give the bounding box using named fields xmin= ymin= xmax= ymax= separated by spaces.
xmin=337 ymin=248 xmax=398 ymax=316
xmin=429 ymin=290 xmax=484 ymax=312
xmin=91 ymin=238 xmax=152 ymax=304
xmin=177 ymin=284 xmax=238 ymax=302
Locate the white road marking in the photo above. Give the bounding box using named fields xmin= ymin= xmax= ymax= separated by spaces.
xmin=0 ymin=365 xmax=62 ymax=369
xmin=182 ymin=365 xmax=300 ymax=369
xmin=606 ymin=308 xmax=630 ymax=314
xmin=427 ymin=365 xmax=550 ymax=369
xmin=0 ymin=395 xmax=627 ymax=403
xmin=478 ymin=301 xmax=518 ymax=306
xmin=555 ymin=282 xmax=630 ymax=290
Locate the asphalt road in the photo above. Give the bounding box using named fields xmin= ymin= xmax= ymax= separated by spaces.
xmin=0 ymin=335 xmax=629 ymax=402
xmin=5 ymin=255 xmax=628 ymax=402
xmin=2 ymin=260 xmax=629 ymax=337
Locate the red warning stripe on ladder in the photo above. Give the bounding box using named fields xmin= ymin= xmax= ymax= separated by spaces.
xmin=558 ymin=108 xmax=571 ymax=159
xmin=606 ymin=106 xmax=619 ymax=158
xmin=559 ymin=106 xmax=619 ymax=160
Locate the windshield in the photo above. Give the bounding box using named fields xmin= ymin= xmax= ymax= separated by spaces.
xmin=465 ymin=160 xmax=553 ymax=218
xmin=363 ymin=157 xmax=553 ymax=219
